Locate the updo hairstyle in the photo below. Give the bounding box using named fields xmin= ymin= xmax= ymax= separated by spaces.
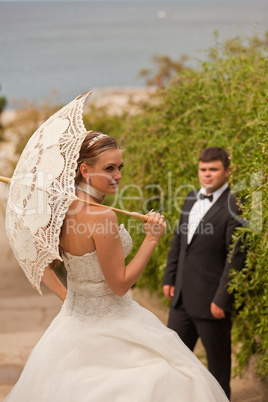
xmin=75 ymin=131 xmax=120 ymax=185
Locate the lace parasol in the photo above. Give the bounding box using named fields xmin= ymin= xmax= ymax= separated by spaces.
xmin=5 ymin=92 xmax=92 ymax=294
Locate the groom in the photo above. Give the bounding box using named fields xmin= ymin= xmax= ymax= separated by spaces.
xmin=162 ymin=146 xmax=245 ymax=399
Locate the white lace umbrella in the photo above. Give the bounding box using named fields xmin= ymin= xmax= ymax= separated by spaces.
xmin=4 ymin=92 xmax=148 ymax=295
xmin=5 ymin=92 xmax=93 ymax=294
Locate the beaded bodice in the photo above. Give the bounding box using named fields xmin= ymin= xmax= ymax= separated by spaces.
xmin=61 ymin=224 xmax=136 ymax=319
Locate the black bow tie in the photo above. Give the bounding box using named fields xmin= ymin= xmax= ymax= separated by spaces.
xmin=199 ymin=193 xmax=213 ymax=202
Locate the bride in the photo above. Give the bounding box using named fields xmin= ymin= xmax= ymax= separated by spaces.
xmin=5 ymin=132 xmax=229 ymax=401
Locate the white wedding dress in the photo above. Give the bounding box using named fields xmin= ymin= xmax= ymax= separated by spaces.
xmin=5 ymin=224 xmax=228 ymax=402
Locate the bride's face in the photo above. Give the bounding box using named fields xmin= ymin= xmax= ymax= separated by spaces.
xmin=87 ymin=148 xmax=124 ymax=194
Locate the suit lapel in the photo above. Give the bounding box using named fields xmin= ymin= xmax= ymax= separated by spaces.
xmin=181 ymin=192 xmax=198 ymax=248
xmin=203 ymin=187 xmax=229 ymax=221
xmin=184 ymin=195 xmax=198 ymax=218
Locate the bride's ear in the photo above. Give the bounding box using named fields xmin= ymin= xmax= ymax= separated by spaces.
xmin=80 ymin=163 xmax=91 ymax=180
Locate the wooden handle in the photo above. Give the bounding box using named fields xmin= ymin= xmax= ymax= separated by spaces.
xmin=0 ymin=175 xmax=149 ymax=222
xmin=0 ymin=176 xmax=11 ymax=184
xmin=131 ymin=212 xmax=149 ymax=222
xmin=77 ymin=198 xmax=148 ymax=221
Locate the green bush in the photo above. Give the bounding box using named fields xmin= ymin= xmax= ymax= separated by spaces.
xmin=110 ymin=32 xmax=267 ymax=377
xmin=0 ymin=84 xmax=7 ymax=142
xmin=228 ymin=101 xmax=268 ymax=378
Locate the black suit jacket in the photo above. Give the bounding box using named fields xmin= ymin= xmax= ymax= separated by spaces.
xmin=162 ymin=187 xmax=245 ymax=319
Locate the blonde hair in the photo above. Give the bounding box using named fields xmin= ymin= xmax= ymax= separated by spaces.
xmin=75 ymin=131 xmax=120 ymax=185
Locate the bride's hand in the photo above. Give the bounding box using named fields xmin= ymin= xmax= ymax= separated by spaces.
xmin=143 ymin=211 xmax=166 ymax=243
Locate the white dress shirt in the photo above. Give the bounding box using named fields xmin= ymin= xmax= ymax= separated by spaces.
xmin=187 ymin=182 xmax=229 ymax=244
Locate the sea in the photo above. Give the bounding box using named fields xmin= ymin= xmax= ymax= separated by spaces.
xmin=0 ymin=0 xmax=267 ymax=108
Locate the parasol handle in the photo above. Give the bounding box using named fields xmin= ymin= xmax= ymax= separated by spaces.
xmin=0 ymin=176 xmax=11 ymax=184
xmin=77 ymin=198 xmax=149 ymax=222
xmin=0 ymin=175 xmax=149 ymax=222
xmin=130 ymin=212 xmax=149 ymax=221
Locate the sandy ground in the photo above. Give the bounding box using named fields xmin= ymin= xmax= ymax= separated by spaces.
xmin=0 ymin=89 xmax=267 ymax=401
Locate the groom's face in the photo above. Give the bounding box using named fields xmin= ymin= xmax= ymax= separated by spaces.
xmin=198 ymin=160 xmax=230 ymax=194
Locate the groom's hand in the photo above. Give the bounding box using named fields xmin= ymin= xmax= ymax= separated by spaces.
xmin=210 ymin=302 xmax=226 ymax=319
xmin=163 ymin=285 xmax=175 ymax=300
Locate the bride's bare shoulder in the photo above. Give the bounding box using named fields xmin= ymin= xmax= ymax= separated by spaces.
xmin=76 ymin=203 xmax=119 ymax=226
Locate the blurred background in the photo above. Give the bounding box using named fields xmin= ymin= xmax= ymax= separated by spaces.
xmin=0 ymin=0 xmax=267 ymax=107
xmin=0 ymin=1 xmax=267 ymax=401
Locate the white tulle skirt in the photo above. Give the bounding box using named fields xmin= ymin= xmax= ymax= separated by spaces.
xmin=5 ymin=300 xmax=228 ymax=402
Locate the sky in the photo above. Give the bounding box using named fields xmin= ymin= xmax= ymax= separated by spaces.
xmin=0 ymin=0 xmax=260 ymax=2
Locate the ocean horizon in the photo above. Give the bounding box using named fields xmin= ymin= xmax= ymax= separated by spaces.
xmin=0 ymin=0 xmax=267 ymax=108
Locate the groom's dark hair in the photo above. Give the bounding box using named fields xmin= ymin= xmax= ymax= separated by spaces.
xmin=199 ymin=146 xmax=230 ymax=170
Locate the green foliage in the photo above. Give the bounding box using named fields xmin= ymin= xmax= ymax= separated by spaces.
xmin=10 ymin=100 xmax=128 ymax=160
xmin=139 ymin=54 xmax=189 ymax=87
xmin=0 ymin=84 xmax=7 ymax=142
xmin=7 ymin=100 xmax=59 ymax=157
xmin=228 ymin=101 xmax=268 ymax=379
xmin=114 ymin=32 xmax=268 ymax=377
xmin=0 ymin=94 xmax=6 ymax=115
xmin=83 ymin=104 xmax=128 ymax=139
